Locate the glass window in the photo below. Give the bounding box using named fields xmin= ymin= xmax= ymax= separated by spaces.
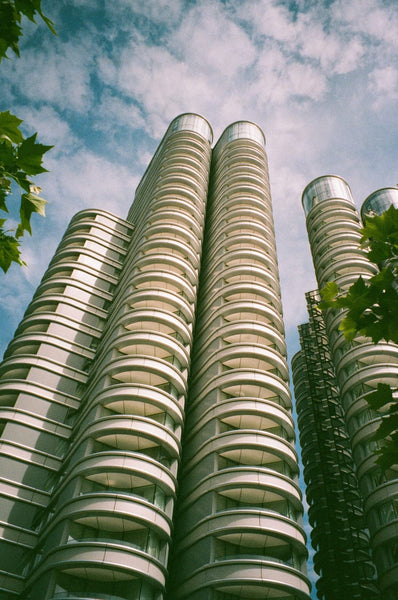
xmin=361 ymin=188 xmax=398 ymax=222
xmin=216 ymin=122 xmax=265 ymax=149
xmin=54 ymin=571 xmax=159 ymax=600
xmin=169 ymin=114 xmax=213 ymax=143
xmin=302 ymin=176 xmax=353 ymax=216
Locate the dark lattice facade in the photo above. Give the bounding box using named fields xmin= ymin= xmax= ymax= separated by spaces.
xmin=292 ymin=290 xmax=379 ymax=600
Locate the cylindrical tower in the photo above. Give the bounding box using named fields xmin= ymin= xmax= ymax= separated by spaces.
xmin=168 ymin=122 xmax=311 ymax=600
xmin=302 ymin=176 xmax=398 ymax=597
xmin=0 ymin=208 xmax=132 ymax=598
xmin=22 ymin=114 xmax=213 ymax=600
xmin=361 ymin=187 xmax=398 ymax=222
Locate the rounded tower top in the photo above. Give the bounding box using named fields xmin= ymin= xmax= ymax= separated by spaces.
xmin=360 ymin=187 xmax=398 ymax=222
xmin=214 ymin=121 xmax=266 ymax=151
xmin=301 ymin=175 xmax=354 ymax=217
xmin=168 ymin=113 xmax=213 ymax=143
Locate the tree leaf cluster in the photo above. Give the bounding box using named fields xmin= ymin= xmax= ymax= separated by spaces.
xmin=0 ymin=1 xmax=55 ymax=273
xmin=366 ymin=384 xmax=398 ymax=471
xmin=320 ymin=205 xmax=398 ymax=470
xmin=0 ymin=110 xmax=52 ymax=272
xmin=0 ymin=0 xmax=55 ymax=62
xmin=319 ymin=205 xmax=398 ymax=345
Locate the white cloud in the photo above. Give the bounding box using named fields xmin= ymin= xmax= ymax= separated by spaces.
xmin=240 ymin=1 xmax=298 ymax=44
xmin=332 ymin=0 xmax=398 ymax=50
xmin=117 ymin=41 xmax=214 ymax=136
xmin=110 ymin=0 xmax=185 ymax=24
xmin=94 ymin=90 xmax=146 ymax=135
xmin=234 ymin=0 xmax=365 ymax=76
xmin=45 ymin=150 xmax=139 ymax=224
xmin=172 ymin=1 xmax=256 ymax=76
xmin=0 ymin=37 xmax=94 ymax=113
xmin=369 ymin=66 xmax=398 ymax=106
xmin=271 ymin=165 xmax=317 ymax=334
xmin=254 ymin=50 xmax=328 ymax=104
xmin=1 ymin=0 xmax=398 ymax=374
xmin=14 ymin=105 xmax=79 ymax=152
xmin=297 ymin=20 xmax=364 ymax=75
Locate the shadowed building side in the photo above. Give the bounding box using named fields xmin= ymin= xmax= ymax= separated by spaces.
xmin=301 ymin=176 xmax=398 ymax=598
xmin=0 ymin=208 xmax=133 ymax=598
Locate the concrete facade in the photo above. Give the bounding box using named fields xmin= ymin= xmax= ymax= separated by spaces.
xmin=0 ymin=115 xmax=310 ymax=600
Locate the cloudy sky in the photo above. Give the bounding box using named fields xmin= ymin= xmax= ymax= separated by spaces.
xmin=1 ymin=0 xmax=397 ymax=592
xmin=1 ymin=0 xmax=398 ymax=360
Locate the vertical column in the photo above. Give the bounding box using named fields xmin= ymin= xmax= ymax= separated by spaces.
xmin=292 ymin=291 xmax=379 ymax=600
xmin=302 ymin=176 xmax=398 ymax=597
xmin=23 ymin=115 xmax=213 ymax=600
xmin=0 ymin=209 xmax=131 ymax=598
xmin=169 ymin=122 xmax=311 ymax=600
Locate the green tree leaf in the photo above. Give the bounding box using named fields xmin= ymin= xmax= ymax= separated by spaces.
xmin=15 ymin=0 xmax=40 ymax=21
xmin=17 ymin=133 xmax=53 ymax=175
xmin=0 ymin=1 xmax=56 ymax=61
xmin=320 ymin=206 xmax=398 ymax=471
xmin=318 ymin=281 xmax=339 ymax=308
xmin=0 ymin=2 xmax=22 ymax=60
xmin=375 ymin=434 xmax=398 ymax=470
xmin=339 ymin=315 xmax=359 ymax=342
xmin=0 ymin=144 xmax=17 ymax=175
xmin=361 ymin=205 xmax=398 ymax=247
xmin=0 ymin=110 xmax=24 ymax=144
xmin=19 ymin=191 xmax=47 ymax=235
xmin=374 ymin=413 xmax=398 ymax=440
xmin=366 ymin=383 xmax=394 ymax=411
xmin=0 ymin=225 xmax=25 ymax=272
xmin=0 ymin=179 xmax=11 ymax=212
xmin=0 ymin=5 xmax=55 ymax=272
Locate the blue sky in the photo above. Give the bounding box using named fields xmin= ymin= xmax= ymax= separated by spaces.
xmin=1 ymin=0 xmax=398 ymax=592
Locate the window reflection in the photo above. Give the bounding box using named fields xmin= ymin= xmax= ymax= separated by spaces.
xmin=302 ymin=176 xmax=353 ymax=216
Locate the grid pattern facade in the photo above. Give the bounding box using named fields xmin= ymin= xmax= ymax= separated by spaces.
xmin=301 ymin=176 xmax=398 ymax=598
xmin=0 ymin=115 xmax=311 ymax=600
xmin=292 ymin=291 xmax=379 ymax=600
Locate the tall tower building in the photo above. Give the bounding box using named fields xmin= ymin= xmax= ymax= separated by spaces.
xmin=0 ymin=115 xmax=311 ymax=600
xmin=296 ymin=176 xmax=398 ymax=599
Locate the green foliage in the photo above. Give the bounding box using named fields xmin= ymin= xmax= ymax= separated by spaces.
xmin=0 ymin=218 xmax=25 ymax=271
xmin=320 ymin=205 xmax=398 ymax=470
xmin=366 ymin=384 xmax=398 ymax=470
xmin=319 ymin=205 xmax=398 ymax=345
xmin=0 ymin=2 xmax=55 ymax=272
xmin=0 ymin=111 xmax=52 ymax=272
xmin=0 ymin=0 xmax=55 ymax=62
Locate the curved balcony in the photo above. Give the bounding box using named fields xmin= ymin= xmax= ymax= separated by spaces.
xmin=68 ymin=452 xmax=176 ymax=500
xmin=92 ymin=383 xmax=183 ymax=426
xmin=174 ymin=560 xmax=310 ymax=600
xmin=185 ymin=429 xmax=297 ymax=473
xmin=180 ymin=467 xmax=302 ymax=516
xmin=185 ymin=397 xmax=294 ymax=441
xmin=190 ymin=369 xmax=291 ymax=413
xmin=29 ymin=543 xmax=166 ymax=597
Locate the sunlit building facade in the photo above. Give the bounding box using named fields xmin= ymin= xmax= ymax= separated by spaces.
xmin=0 ymin=115 xmax=311 ymax=600
xmin=297 ymin=177 xmax=398 ymax=599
